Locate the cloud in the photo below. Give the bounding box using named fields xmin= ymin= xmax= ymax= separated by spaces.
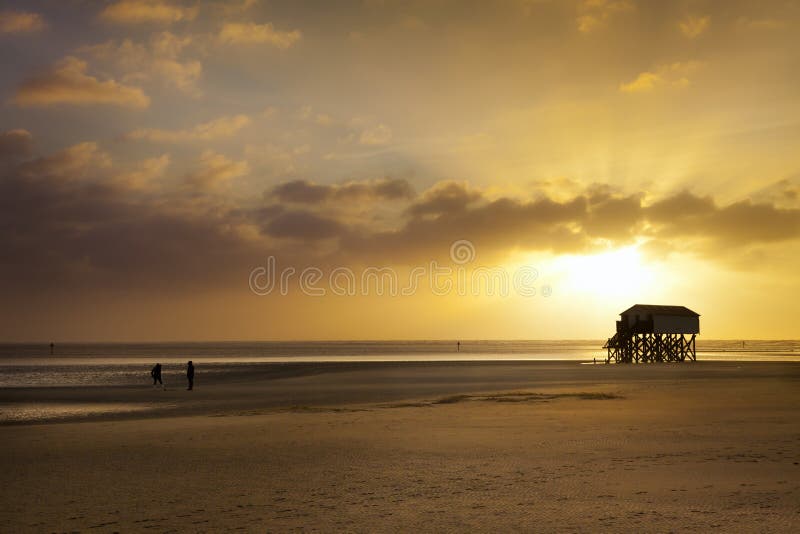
xmin=679 ymin=15 xmax=710 ymax=38
xmin=297 ymin=105 xmax=335 ymax=125
xmin=0 ymin=10 xmax=45 ymax=33
xmin=407 ymin=181 xmax=482 ymax=216
xmin=315 ymin=113 xmax=334 ymax=126
xmin=619 ymin=71 xmax=661 ymax=93
xmin=13 ymin=56 xmax=150 ymax=108
xmin=645 ymin=191 xmax=800 ymax=246
xmin=583 ymin=188 xmax=643 ymax=238
xmin=115 ymin=154 xmax=171 ymax=189
xmin=3 ymin=135 xmax=800 ymax=299
xmin=243 ymin=142 xmax=310 ymax=178
xmin=750 ymin=178 xmax=800 ymax=209
xmin=339 ymin=183 xmax=800 ymax=265
xmin=128 ymin=114 xmax=251 ymax=143
xmin=359 ymin=124 xmax=393 ymax=146
xmin=339 ymin=185 xmax=592 ymax=264
xmin=100 ymin=0 xmax=198 ymax=25
xmin=296 ymin=111 xmax=393 ymax=148
xmin=183 ymin=150 xmax=249 ymax=190
xmin=736 ymin=17 xmax=787 ymax=31
xmin=263 ymin=210 xmax=346 ymax=241
xmin=214 ymin=0 xmax=259 ymax=16
xmin=576 ymin=0 xmax=634 ymax=34
xmin=270 ymin=178 xmax=415 ymax=204
xmin=80 ymin=32 xmax=202 ymax=96
xmin=0 ymin=129 xmax=33 ymax=161
xmin=18 ymin=142 xmax=112 ymax=179
xmin=218 ymin=22 xmax=301 ymax=48
xmin=619 ymin=61 xmax=701 ymax=93
xmin=0 ymin=145 xmax=258 ymax=295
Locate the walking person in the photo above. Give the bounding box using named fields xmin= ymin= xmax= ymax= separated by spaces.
xmin=186 ymin=360 xmax=194 ymax=391
xmin=151 ymin=363 xmax=163 ymax=387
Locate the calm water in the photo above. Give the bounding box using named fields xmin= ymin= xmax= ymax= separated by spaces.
xmin=0 ymin=340 xmax=798 ymax=388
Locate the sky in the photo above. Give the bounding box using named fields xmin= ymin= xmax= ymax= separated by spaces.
xmin=0 ymin=0 xmax=799 ymax=341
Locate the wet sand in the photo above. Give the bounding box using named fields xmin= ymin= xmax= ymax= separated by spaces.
xmin=1 ymin=361 xmax=799 ymax=531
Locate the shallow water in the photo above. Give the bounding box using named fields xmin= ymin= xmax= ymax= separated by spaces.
xmin=0 ymin=402 xmax=154 ymax=423
xmin=0 ymin=340 xmax=797 ymax=389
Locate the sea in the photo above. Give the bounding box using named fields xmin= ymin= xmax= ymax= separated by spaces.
xmin=1 ymin=340 xmax=799 ymax=389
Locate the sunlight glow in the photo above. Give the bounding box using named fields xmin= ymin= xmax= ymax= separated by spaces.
xmin=550 ymin=245 xmax=662 ymax=300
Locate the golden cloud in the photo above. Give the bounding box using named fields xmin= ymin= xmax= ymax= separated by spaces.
xmin=18 ymin=142 xmax=112 ymax=178
xmin=214 ymin=0 xmax=259 ymax=16
xmin=619 ymin=61 xmax=701 ymax=93
xmin=80 ymin=32 xmax=202 ymax=96
xmin=115 ymin=154 xmax=171 ymax=189
xmin=359 ymin=124 xmax=393 ymax=146
xmin=184 ymin=150 xmax=249 ymax=190
xmin=679 ymin=15 xmax=710 ymax=38
xmin=0 ymin=10 xmax=45 ymax=33
xmin=218 ymin=22 xmax=301 ymax=48
xmin=14 ymin=57 xmax=150 ymax=108
xmin=576 ymin=0 xmax=634 ymax=34
xmin=100 ymin=0 xmax=198 ymax=25
xmin=127 ymin=114 xmax=251 ymax=142
xmin=735 ymin=17 xmax=787 ymax=31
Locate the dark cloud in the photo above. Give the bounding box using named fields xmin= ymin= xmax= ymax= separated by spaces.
xmin=644 ymin=191 xmax=800 ymax=245
xmin=0 ymin=129 xmax=33 ymax=161
xmin=584 ymin=190 xmax=644 ymax=239
xmin=271 ymin=180 xmax=329 ymax=203
xmin=341 ymin=190 xmax=591 ymax=264
xmin=263 ymin=210 xmax=346 ymax=240
xmin=646 ymin=190 xmax=716 ymax=221
xmin=0 ymin=144 xmax=259 ymax=296
xmin=270 ymin=177 xmax=415 ymax=204
xmin=698 ymin=200 xmax=800 ymax=244
xmin=407 ymin=181 xmax=482 ymax=217
xmin=16 ymin=141 xmax=108 ymax=178
xmin=750 ymin=178 xmax=800 ymax=208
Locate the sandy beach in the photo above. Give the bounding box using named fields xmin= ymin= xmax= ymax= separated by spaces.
xmin=1 ymin=361 xmax=799 ymax=532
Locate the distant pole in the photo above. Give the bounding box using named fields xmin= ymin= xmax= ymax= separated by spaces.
xmin=50 ymin=342 xmax=54 ymax=355
xmin=457 ymin=341 xmax=460 ymax=352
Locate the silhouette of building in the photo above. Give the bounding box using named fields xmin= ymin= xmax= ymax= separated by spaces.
xmin=603 ymin=304 xmax=699 ymax=363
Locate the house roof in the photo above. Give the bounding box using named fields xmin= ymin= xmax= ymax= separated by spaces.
xmin=620 ymin=304 xmax=700 ymax=317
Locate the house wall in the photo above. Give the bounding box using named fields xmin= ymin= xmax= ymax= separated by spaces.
xmin=652 ymin=314 xmax=700 ymax=334
xmin=622 ymin=313 xmax=652 ymax=329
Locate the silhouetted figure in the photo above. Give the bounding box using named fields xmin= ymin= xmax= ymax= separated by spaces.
xmin=50 ymin=342 xmax=54 ymax=355
xmin=151 ymin=363 xmax=163 ymax=386
xmin=457 ymin=341 xmax=460 ymax=352
xmin=593 ymin=357 xmax=596 ymax=364
xmin=186 ymin=360 xmax=194 ymax=390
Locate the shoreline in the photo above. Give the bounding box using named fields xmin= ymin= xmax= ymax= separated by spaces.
xmin=2 ymin=360 xmax=798 ymax=426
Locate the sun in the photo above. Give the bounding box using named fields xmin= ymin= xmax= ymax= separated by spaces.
xmin=549 ymin=245 xmax=662 ymax=300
